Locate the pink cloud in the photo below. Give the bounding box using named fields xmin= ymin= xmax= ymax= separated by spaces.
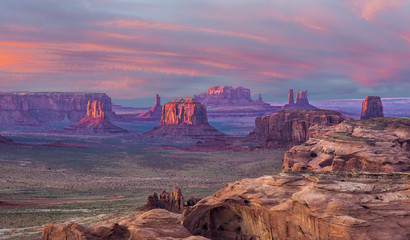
xmin=349 ymin=0 xmax=408 ymax=21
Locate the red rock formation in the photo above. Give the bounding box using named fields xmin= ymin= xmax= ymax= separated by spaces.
xmin=283 ymin=117 xmax=410 ymax=172
xmin=249 ymin=109 xmax=346 ymax=148
xmin=64 ymin=100 xmax=127 ymax=135
xmin=195 ymin=86 xmax=252 ymax=106
xmin=42 ymin=209 xmax=209 ymax=240
xmin=136 ymin=94 xmax=162 ymax=120
xmin=361 ymin=96 xmax=384 ymax=119
xmin=183 ymin=172 xmax=410 ymax=240
xmin=0 ymin=92 xmax=118 ymax=127
xmin=282 ymin=89 xmax=317 ymax=110
xmin=138 ymin=187 xmax=185 ymax=213
xmin=145 ymin=98 xmax=224 ymax=139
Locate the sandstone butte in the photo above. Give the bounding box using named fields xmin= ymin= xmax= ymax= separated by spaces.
xmin=360 ymin=96 xmax=384 ymax=120
xmin=0 ymin=92 xmax=118 ymax=126
xmin=144 ymin=98 xmax=224 ymax=139
xmin=249 ymin=109 xmax=347 ymax=148
xmin=283 ymin=117 xmax=410 ymax=172
xmin=64 ymin=100 xmax=128 ymax=135
xmin=281 ymin=89 xmax=318 ymax=110
xmin=182 ymin=172 xmax=409 ymax=240
xmin=136 ymin=94 xmax=162 ymax=120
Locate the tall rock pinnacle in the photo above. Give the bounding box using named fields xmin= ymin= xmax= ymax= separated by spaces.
xmin=288 ymin=89 xmax=294 ymax=105
xmin=360 ymin=96 xmax=384 ymax=119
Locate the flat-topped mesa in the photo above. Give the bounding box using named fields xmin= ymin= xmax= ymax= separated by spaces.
xmin=361 ymin=96 xmax=384 ymax=119
xmin=249 ymin=109 xmax=346 ymax=148
xmin=64 ymin=100 xmax=127 ymax=135
xmin=0 ymin=92 xmax=118 ymax=126
xmin=145 ymin=98 xmax=224 ymax=139
xmin=282 ymin=89 xmax=317 ymax=110
xmin=161 ymin=98 xmax=208 ymax=126
xmin=194 ymin=86 xmax=253 ymax=106
xmin=136 ymin=94 xmax=162 ymax=120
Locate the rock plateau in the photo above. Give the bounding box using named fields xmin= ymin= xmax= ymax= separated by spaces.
xmin=361 ymin=96 xmax=384 ymax=119
xmin=145 ymin=98 xmax=224 ymax=139
xmin=64 ymin=100 xmax=128 ymax=135
xmin=183 ymin=172 xmax=410 ymax=240
xmin=249 ymin=109 xmax=346 ymax=148
xmin=283 ymin=117 xmax=410 ymax=172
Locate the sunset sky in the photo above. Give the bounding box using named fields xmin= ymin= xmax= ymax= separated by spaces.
xmin=0 ymin=0 xmax=409 ymax=106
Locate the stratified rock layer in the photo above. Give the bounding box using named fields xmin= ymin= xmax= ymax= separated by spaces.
xmin=42 ymin=209 xmax=209 ymax=240
xmin=0 ymin=92 xmax=117 ymax=126
xmin=249 ymin=109 xmax=346 ymax=148
xmin=282 ymin=89 xmax=317 ymax=110
xmin=283 ymin=117 xmax=410 ymax=172
xmin=145 ymin=99 xmax=224 ymax=139
xmin=136 ymin=94 xmax=162 ymax=120
xmin=183 ymin=172 xmax=410 ymax=240
xmin=361 ymin=96 xmax=384 ymax=119
xmin=64 ymin=100 xmax=128 ymax=135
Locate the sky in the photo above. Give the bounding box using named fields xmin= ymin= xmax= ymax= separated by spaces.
xmin=0 ymin=0 xmax=409 ymax=107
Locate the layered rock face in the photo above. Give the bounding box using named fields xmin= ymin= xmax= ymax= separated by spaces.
xmin=283 ymin=117 xmax=410 ymax=172
xmin=145 ymin=99 xmax=224 ymax=139
xmin=138 ymin=187 xmax=185 ymax=213
xmin=194 ymin=86 xmax=252 ymax=106
xmin=64 ymin=100 xmax=128 ymax=135
xmin=136 ymin=94 xmax=162 ymax=120
xmin=183 ymin=172 xmax=410 ymax=240
xmin=361 ymin=96 xmax=384 ymax=119
xmin=42 ymin=209 xmax=209 ymax=240
xmin=282 ymin=89 xmax=317 ymax=110
xmin=0 ymin=92 xmax=117 ymax=126
xmin=249 ymin=109 xmax=346 ymax=148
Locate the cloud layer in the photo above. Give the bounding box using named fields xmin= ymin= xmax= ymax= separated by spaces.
xmin=0 ymin=0 xmax=409 ymax=105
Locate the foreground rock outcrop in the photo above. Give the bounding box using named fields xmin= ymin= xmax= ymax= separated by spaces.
xmin=42 ymin=209 xmax=209 ymax=240
xmin=64 ymin=100 xmax=128 ymax=135
xmin=145 ymin=99 xmax=224 ymax=139
xmin=283 ymin=117 xmax=410 ymax=172
xmin=0 ymin=92 xmax=118 ymax=127
xmin=249 ymin=109 xmax=346 ymax=148
xmin=138 ymin=187 xmax=185 ymax=213
xmin=183 ymin=172 xmax=410 ymax=240
xmin=361 ymin=96 xmax=384 ymax=119
xmin=136 ymin=94 xmax=162 ymax=120
xmin=282 ymin=89 xmax=317 ymax=110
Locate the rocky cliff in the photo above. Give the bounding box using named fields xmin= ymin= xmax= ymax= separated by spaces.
xmin=145 ymin=99 xmax=224 ymax=139
xmin=249 ymin=109 xmax=346 ymax=148
xmin=183 ymin=172 xmax=410 ymax=240
xmin=42 ymin=209 xmax=209 ymax=240
xmin=194 ymin=86 xmax=252 ymax=106
xmin=282 ymin=89 xmax=317 ymax=110
xmin=361 ymin=96 xmax=384 ymax=119
xmin=64 ymin=100 xmax=128 ymax=135
xmin=136 ymin=94 xmax=162 ymax=120
xmin=283 ymin=117 xmax=410 ymax=172
xmin=0 ymin=92 xmax=118 ymax=127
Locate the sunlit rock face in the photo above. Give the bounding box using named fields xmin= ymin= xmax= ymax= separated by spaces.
xmin=0 ymin=92 xmax=118 ymax=127
xmin=361 ymin=96 xmax=384 ymax=119
xmin=136 ymin=94 xmax=162 ymax=120
xmin=249 ymin=109 xmax=346 ymax=148
xmin=145 ymin=98 xmax=224 ymax=139
xmin=282 ymin=89 xmax=317 ymax=110
xmin=283 ymin=117 xmax=410 ymax=172
xmin=63 ymin=100 xmax=127 ymax=135
xmin=183 ymin=172 xmax=410 ymax=240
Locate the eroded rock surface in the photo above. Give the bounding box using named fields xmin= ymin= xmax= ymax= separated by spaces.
xmin=42 ymin=209 xmax=209 ymax=240
xmin=183 ymin=172 xmax=410 ymax=240
xmin=136 ymin=94 xmax=162 ymax=120
xmin=138 ymin=187 xmax=186 ymax=213
xmin=282 ymin=89 xmax=317 ymax=110
xmin=361 ymin=96 xmax=384 ymax=119
xmin=249 ymin=109 xmax=346 ymax=148
xmin=0 ymin=92 xmax=118 ymax=127
xmin=145 ymin=99 xmax=224 ymax=139
xmin=283 ymin=117 xmax=410 ymax=172
xmin=64 ymin=100 xmax=128 ymax=135
xmin=194 ymin=86 xmax=252 ymax=106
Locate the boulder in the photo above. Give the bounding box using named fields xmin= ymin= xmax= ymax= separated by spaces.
xmin=249 ymin=109 xmax=346 ymax=148
xmin=283 ymin=117 xmax=410 ymax=172
xmin=64 ymin=100 xmax=128 ymax=135
xmin=361 ymin=96 xmax=384 ymax=119
xmin=182 ymin=172 xmax=410 ymax=240
xmin=136 ymin=94 xmax=162 ymax=120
